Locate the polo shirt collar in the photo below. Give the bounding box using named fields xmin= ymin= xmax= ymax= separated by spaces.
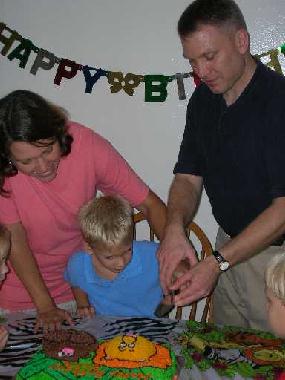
xmin=84 ymin=245 xmax=142 ymax=286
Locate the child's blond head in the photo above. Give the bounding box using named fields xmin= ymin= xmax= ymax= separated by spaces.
xmin=265 ymin=253 xmax=285 ymax=303
xmin=79 ymin=195 xmax=133 ymax=248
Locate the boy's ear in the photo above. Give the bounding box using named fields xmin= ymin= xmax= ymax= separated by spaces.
xmin=84 ymin=242 xmax=94 ymax=254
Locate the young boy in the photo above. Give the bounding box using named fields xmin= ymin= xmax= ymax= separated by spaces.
xmin=64 ymin=195 xmax=163 ymax=318
xmin=0 ymin=225 xmax=11 ymax=350
xmin=265 ymin=253 xmax=285 ymax=338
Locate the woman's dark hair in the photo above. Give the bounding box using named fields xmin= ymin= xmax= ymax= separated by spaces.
xmin=0 ymin=90 xmax=73 ymax=195
xmin=178 ymin=0 xmax=247 ymax=37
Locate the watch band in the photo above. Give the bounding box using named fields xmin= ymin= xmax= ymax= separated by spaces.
xmin=212 ymin=250 xmax=230 ymax=271
xmin=212 ymin=250 xmax=224 ymax=263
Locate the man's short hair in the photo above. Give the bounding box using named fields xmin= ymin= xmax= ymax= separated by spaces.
xmin=178 ymin=0 xmax=247 ymax=37
xmin=79 ymin=195 xmax=134 ymax=247
xmin=265 ymin=253 xmax=285 ymax=302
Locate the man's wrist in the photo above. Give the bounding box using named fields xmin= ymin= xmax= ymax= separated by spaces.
xmin=208 ymin=255 xmax=222 ymax=274
xmin=212 ymin=250 xmax=230 ymax=272
xmin=165 ymin=221 xmax=187 ymax=236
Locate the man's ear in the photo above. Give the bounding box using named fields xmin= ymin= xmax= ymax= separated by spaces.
xmin=235 ymin=29 xmax=249 ymax=54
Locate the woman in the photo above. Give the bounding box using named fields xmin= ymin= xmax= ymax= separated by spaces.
xmin=0 ymin=224 xmax=11 ymax=350
xmin=0 ymin=90 xmax=166 ymax=331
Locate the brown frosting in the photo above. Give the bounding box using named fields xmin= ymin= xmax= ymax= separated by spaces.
xmin=42 ymin=328 xmax=98 ymax=361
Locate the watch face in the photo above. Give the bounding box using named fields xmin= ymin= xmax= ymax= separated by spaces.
xmin=220 ymin=261 xmax=230 ymax=271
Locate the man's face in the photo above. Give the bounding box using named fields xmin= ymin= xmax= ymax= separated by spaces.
xmin=181 ymin=24 xmax=248 ymax=96
xmin=266 ymin=287 xmax=285 ymax=338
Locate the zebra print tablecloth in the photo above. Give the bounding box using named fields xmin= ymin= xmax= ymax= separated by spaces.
xmin=0 ymin=314 xmax=181 ymax=378
xmin=0 ymin=314 xmax=251 ymax=379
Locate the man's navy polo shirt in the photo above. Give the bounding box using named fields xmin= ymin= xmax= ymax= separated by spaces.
xmin=174 ymin=61 xmax=285 ymax=237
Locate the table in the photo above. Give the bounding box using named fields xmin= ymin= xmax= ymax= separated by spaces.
xmin=0 ymin=313 xmax=268 ymax=379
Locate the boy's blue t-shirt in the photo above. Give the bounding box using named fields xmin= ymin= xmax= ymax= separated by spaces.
xmin=64 ymin=240 xmax=163 ymax=317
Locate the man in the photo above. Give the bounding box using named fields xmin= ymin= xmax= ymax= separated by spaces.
xmin=159 ymin=0 xmax=285 ymax=330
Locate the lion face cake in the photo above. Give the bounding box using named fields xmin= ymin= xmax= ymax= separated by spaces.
xmin=16 ymin=330 xmax=178 ymax=380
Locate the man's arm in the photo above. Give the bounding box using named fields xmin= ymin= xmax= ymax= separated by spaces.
xmin=174 ymin=196 xmax=285 ymax=306
xmin=7 ymin=222 xmax=73 ymax=330
xmin=220 ymin=196 xmax=285 ymax=266
xmin=136 ymin=189 xmax=167 ymax=240
xmin=166 ymin=173 xmax=203 ymax=229
xmin=158 ymin=173 xmax=203 ymax=292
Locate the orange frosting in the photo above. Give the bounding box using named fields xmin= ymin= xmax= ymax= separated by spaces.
xmin=94 ymin=335 xmax=172 ymax=369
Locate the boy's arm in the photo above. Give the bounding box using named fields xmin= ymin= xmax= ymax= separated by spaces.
xmin=71 ymin=287 xmax=95 ymax=318
xmin=72 ymin=286 xmax=90 ymax=307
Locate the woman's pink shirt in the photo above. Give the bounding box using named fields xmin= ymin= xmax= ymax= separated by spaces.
xmin=0 ymin=122 xmax=148 ymax=310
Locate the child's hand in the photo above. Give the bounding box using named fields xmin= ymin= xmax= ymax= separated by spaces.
xmin=77 ymin=306 xmax=95 ymax=319
xmin=0 ymin=325 xmax=8 ymax=351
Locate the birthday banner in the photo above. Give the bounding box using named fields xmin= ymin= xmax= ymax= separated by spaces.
xmin=0 ymin=22 xmax=285 ymax=102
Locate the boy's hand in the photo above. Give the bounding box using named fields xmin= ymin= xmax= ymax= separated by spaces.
xmin=77 ymin=306 xmax=95 ymax=319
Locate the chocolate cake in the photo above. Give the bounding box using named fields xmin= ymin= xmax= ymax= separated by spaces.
xmin=42 ymin=328 xmax=98 ymax=361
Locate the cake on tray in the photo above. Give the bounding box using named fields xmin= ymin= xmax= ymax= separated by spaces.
xmin=16 ymin=329 xmax=178 ymax=379
xmin=179 ymin=320 xmax=285 ymax=380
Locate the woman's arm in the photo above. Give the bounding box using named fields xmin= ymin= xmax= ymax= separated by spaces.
xmin=7 ymin=222 xmax=73 ymax=331
xmin=0 ymin=326 xmax=8 ymax=351
xmin=136 ymin=189 xmax=167 ymax=240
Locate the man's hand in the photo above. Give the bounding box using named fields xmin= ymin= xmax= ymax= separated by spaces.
xmin=35 ymin=307 xmax=73 ymax=332
xmin=171 ymin=256 xmax=220 ymax=306
xmin=77 ymin=306 xmax=95 ymax=319
xmin=158 ymin=226 xmax=198 ymax=294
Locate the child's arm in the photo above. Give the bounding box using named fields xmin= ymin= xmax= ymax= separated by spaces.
xmin=71 ymin=287 xmax=95 ymax=319
xmin=0 ymin=326 xmax=8 ymax=351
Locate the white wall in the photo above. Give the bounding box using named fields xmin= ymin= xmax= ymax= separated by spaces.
xmin=1 ymin=0 xmax=285 ymax=246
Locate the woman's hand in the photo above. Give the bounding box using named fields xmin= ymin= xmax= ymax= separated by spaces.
xmin=77 ymin=306 xmax=95 ymax=319
xmin=35 ymin=307 xmax=73 ymax=332
xmin=0 ymin=325 xmax=8 ymax=351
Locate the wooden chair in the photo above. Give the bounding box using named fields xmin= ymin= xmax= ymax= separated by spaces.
xmin=133 ymin=211 xmax=213 ymax=322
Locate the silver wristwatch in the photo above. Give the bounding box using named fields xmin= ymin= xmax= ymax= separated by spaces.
xmin=212 ymin=250 xmax=230 ymax=272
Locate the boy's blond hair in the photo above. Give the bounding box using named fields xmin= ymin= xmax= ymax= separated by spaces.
xmin=79 ymin=195 xmax=134 ymax=247
xmin=265 ymin=253 xmax=285 ymax=302
xmin=0 ymin=225 xmax=10 ymax=258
